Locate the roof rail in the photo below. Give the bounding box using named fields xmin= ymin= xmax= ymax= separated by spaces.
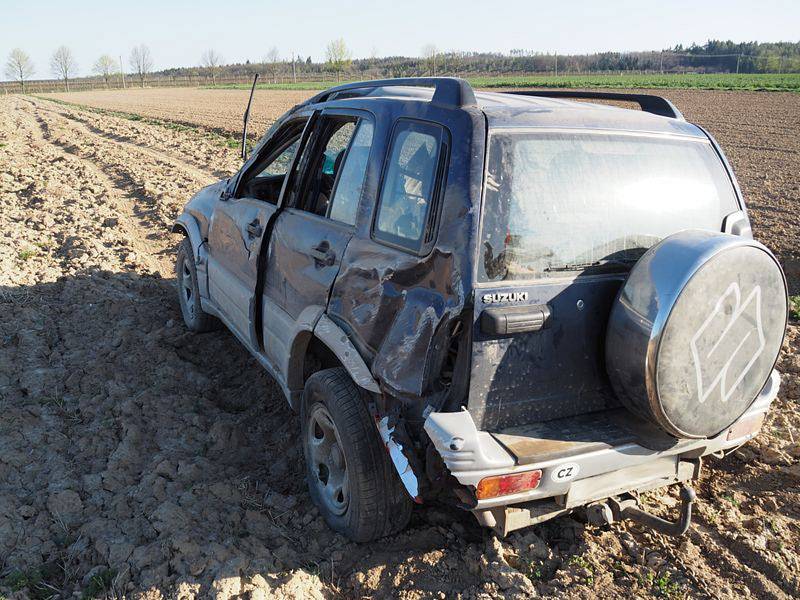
xmin=306 ymin=77 xmax=477 ymax=108
xmin=501 ymin=90 xmax=684 ymax=120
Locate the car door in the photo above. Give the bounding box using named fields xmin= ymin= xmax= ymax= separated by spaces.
xmin=206 ymin=116 xmax=310 ymax=343
xmin=262 ymin=110 xmax=375 ymax=368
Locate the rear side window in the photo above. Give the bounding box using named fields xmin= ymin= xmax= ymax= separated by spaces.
xmin=373 ymin=120 xmax=446 ymax=252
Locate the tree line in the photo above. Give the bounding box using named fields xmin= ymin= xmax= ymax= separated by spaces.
xmin=3 ymin=44 xmax=154 ymax=93
xmin=160 ymin=39 xmax=800 ymax=83
xmin=4 ymin=38 xmax=799 ymax=93
xmin=2 ymin=39 xmax=351 ymax=92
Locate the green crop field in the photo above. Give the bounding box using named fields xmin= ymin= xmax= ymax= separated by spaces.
xmin=207 ymin=72 xmax=800 ymax=92
xmin=469 ymin=72 xmax=800 ymax=91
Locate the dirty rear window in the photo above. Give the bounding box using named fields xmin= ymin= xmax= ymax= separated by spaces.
xmin=480 ymin=131 xmax=739 ymax=282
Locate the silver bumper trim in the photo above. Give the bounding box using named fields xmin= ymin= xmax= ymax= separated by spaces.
xmin=425 ymin=370 xmax=780 ymax=510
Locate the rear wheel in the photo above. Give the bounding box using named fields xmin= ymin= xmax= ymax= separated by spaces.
xmin=176 ymin=238 xmax=217 ymax=332
xmin=301 ymin=368 xmax=412 ymax=542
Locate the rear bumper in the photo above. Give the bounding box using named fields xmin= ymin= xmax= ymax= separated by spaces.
xmin=424 ymin=370 xmax=780 ymax=511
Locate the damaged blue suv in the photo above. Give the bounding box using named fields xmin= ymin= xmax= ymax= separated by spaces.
xmin=173 ymin=78 xmax=788 ymax=541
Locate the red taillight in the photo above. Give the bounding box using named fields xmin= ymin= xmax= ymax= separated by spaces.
xmin=476 ymin=470 xmax=542 ymax=500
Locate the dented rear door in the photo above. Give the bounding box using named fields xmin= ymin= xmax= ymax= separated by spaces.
xmin=468 ymin=276 xmax=623 ymax=431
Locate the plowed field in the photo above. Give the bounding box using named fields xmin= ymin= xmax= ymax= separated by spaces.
xmin=1 ymin=91 xmax=798 ymax=599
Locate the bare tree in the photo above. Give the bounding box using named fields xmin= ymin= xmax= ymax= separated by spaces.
xmin=369 ymin=46 xmax=379 ymax=72
xmin=4 ymin=48 xmax=35 ymax=93
xmin=264 ymin=47 xmax=281 ymax=83
xmin=129 ymin=45 xmax=153 ymax=88
xmin=325 ymin=38 xmax=351 ymax=83
xmin=201 ymin=49 xmax=223 ymax=85
xmin=421 ymin=44 xmax=438 ymax=76
xmin=51 ymin=46 xmax=77 ymax=92
xmin=93 ymin=55 xmax=117 ymax=88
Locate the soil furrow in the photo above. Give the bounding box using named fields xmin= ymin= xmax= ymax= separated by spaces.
xmin=20 ymin=106 xmax=167 ymax=274
xmin=28 ymin=98 xmax=230 ymax=183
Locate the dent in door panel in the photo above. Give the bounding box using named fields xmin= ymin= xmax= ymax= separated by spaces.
xmin=329 ymin=244 xmax=465 ymax=399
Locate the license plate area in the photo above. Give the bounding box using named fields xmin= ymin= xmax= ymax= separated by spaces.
xmin=564 ymin=457 xmax=697 ymax=509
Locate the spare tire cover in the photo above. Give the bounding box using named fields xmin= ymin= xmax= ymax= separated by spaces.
xmin=606 ymin=230 xmax=787 ymax=438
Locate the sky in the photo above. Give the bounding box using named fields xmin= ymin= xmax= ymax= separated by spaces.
xmin=2 ymin=0 xmax=799 ymax=80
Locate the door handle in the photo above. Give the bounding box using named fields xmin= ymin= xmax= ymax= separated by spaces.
xmin=310 ymin=243 xmax=335 ymax=267
xmin=246 ymin=219 xmax=263 ymax=239
xmin=481 ymin=304 xmax=552 ymax=335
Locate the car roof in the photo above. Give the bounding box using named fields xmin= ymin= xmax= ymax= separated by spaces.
xmin=474 ymin=90 xmax=704 ymax=137
xmin=316 ymin=85 xmax=705 ymax=139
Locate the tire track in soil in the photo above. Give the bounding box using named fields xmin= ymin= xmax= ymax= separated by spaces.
xmin=4 ymin=97 xmax=163 ymax=279
xmin=31 ymin=116 xmax=178 ymax=261
xmin=690 ymin=517 xmax=796 ymax=599
xmin=29 ymin=99 xmax=224 ymax=185
xmin=28 ymin=96 xmax=239 ymax=182
xmin=29 ymin=98 xmax=214 ymax=187
xmin=20 ymin=97 xmax=215 ymax=253
xmin=14 ymin=104 xmax=167 ymax=275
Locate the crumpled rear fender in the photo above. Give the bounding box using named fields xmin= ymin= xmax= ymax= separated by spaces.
xmin=312 ymin=314 xmax=380 ymax=394
xmin=286 ymin=311 xmax=422 ymax=500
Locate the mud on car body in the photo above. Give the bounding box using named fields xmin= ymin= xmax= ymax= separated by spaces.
xmin=173 ymin=78 xmax=788 ymax=540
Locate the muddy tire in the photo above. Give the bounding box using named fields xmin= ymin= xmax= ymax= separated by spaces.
xmin=301 ymin=368 xmax=413 ymax=542
xmin=176 ymin=238 xmax=218 ymax=332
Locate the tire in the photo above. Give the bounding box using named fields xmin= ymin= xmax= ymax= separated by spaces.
xmin=175 ymin=238 xmax=218 ymax=333
xmin=606 ymin=230 xmax=787 ymax=438
xmin=301 ymin=368 xmax=413 ymax=542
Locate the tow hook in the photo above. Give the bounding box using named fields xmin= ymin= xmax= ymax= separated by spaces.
xmin=587 ymin=484 xmax=697 ymax=537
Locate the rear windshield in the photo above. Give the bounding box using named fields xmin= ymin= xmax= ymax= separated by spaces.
xmin=479 ymin=131 xmax=739 ymax=282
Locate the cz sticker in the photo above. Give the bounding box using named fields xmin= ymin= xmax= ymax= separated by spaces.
xmin=550 ymin=462 xmax=580 ymax=483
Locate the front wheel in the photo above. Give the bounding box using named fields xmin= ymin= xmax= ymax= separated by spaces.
xmin=301 ymin=368 xmax=412 ymax=542
xmin=175 ymin=238 xmax=218 ymax=332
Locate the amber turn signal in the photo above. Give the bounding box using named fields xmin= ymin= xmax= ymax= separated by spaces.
xmin=476 ymin=470 xmax=542 ymax=500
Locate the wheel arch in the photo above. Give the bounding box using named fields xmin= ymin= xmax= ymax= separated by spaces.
xmin=287 ymin=311 xmax=380 ymax=403
xmin=172 ymin=213 xmax=209 ymax=298
xmin=290 ymin=314 xmax=423 ymax=505
xmin=172 ymin=213 xmax=204 ymax=258
xmin=312 ymin=314 xmax=381 ymax=394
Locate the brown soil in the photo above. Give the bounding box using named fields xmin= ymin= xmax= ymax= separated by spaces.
xmin=1 ymin=92 xmax=798 ymax=599
xmin=46 ymin=88 xmax=313 ymax=139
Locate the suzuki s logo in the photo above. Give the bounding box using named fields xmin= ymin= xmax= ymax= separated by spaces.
xmin=690 ymin=282 xmax=765 ymax=404
xmin=481 ymin=291 xmax=528 ymax=304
